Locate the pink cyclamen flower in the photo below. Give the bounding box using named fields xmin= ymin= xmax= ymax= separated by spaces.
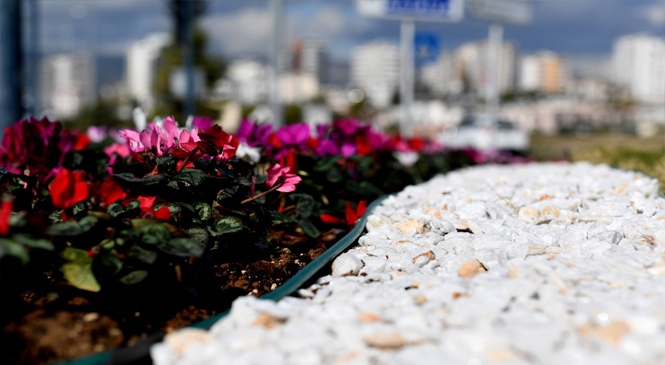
xmin=119 ymin=116 xmax=200 ymax=156
xmin=266 ymin=163 xmax=301 ymax=192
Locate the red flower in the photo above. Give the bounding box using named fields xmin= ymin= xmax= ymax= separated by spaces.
xmin=50 ymin=169 xmax=89 ymax=209
xmin=320 ymin=201 xmax=367 ymax=227
xmin=279 ymin=148 xmax=298 ymax=174
xmin=97 ymin=177 xmax=126 ymax=206
xmin=196 ymin=125 xmax=239 ymax=161
xmin=0 ymin=198 xmax=13 ymax=235
xmin=135 ymin=196 xmax=171 ymax=221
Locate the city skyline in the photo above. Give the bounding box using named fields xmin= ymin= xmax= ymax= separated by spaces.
xmin=38 ymin=0 xmax=665 ymax=77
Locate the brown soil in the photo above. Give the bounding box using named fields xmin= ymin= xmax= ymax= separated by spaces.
xmin=1 ymin=230 xmax=343 ymax=365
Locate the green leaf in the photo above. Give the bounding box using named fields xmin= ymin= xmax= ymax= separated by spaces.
xmin=47 ymin=216 xmax=98 ymax=236
xmin=0 ymin=239 xmax=30 ymax=264
xmin=11 ymin=234 xmax=54 ymax=251
xmin=314 ymin=155 xmax=340 ymax=172
xmin=97 ymin=253 xmax=123 ymax=278
xmin=114 ymin=172 xmax=166 ymax=186
xmin=106 ymin=203 xmax=125 ymax=217
xmin=345 ymin=180 xmax=384 ymax=197
xmin=156 ymin=156 xmax=176 ymax=170
xmin=294 ymin=195 xmax=315 ymax=218
xmin=60 ymin=247 xmax=100 ymax=292
xmin=61 ymin=262 xmax=101 ymax=292
xmin=269 ymin=211 xmax=295 ymax=225
xmin=139 ymin=223 xmax=171 ymax=245
xmin=158 ymin=238 xmax=205 ymax=257
xmin=298 ymin=218 xmax=321 ymax=238
xmin=126 ymin=200 xmax=141 ymax=211
xmin=61 ymin=246 xmax=89 ymax=262
xmin=326 ymin=167 xmax=344 ymax=183
xmin=194 ymin=202 xmax=212 ymax=221
xmin=173 ymin=169 xmax=206 ymax=186
xmin=129 ymin=245 xmax=158 ymax=264
xmin=119 ymin=270 xmax=148 ymax=285
xmin=214 ymin=216 xmax=243 ymax=235
xmin=187 ymin=227 xmax=209 ymax=247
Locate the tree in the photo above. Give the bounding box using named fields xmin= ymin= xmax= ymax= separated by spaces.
xmin=150 ymin=0 xmax=225 ymax=121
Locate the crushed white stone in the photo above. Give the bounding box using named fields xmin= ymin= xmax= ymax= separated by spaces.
xmin=151 ymin=162 xmax=665 ymax=365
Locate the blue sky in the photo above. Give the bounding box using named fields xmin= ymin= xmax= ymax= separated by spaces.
xmin=38 ymin=0 xmax=665 ymax=75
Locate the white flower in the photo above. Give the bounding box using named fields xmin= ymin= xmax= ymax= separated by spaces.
xmin=393 ymin=151 xmax=420 ymax=167
xmin=236 ymin=142 xmax=262 ymax=164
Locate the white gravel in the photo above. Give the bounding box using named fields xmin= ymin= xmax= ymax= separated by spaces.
xmin=151 ymin=162 xmax=665 ymax=365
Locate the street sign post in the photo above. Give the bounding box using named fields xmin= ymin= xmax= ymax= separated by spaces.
xmin=357 ymin=0 xmax=463 ymax=137
xmin=357 ymin=0 xmax=464 ymax=22
xmin=469 ymin=0 xmax=532 ymax=150
xmin=469 ymin=0 xmax=532 ymax=25
xmin=414 ymin=32 xmax=440 ymax=65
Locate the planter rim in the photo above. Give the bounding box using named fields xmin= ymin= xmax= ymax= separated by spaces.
xmin=54 ymin=195 xmax=389 ymax=365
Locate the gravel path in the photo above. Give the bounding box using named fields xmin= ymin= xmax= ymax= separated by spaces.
xmin=152 ymin=162 xmax=665 ymax=365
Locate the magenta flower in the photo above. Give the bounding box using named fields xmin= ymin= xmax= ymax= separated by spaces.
xmin=315 ymin=140 xmax=339 ymax=156
xmin=192 ymin=116 xmax=213 ymax=131
xmin=0 ymin=117 xmax=84 ymax=184
xmin=235 ymin=119 xmax=272 ymax=147
xmin=266 ymin=163 xmax=301 ymax=192
xmin=276 ymin=123 xmax=310 ymax=147
xmin=333 ymin=119 xmax=361 ymax=136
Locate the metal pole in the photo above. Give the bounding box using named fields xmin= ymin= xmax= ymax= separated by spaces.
xmin=486 ymin=22 xmax=503 ymax=149
xmin=270 ymin=0 xmax=284 ymax=127
xmin=25 ymin=0 xmax=39 ymax=117
xmin=183 ymin=0 xmax=196 ymax=118
xmin=400 ymin=18 xmax=415 ymax=138
xmin=0 ymin=0 xmax=23 ymax=131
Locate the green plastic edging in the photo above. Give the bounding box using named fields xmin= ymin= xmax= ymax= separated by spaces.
xmin=54 ymin=195 xmax=389 ymax=365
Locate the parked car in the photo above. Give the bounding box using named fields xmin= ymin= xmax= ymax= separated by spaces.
xmin=439 ymin=114 xmax=529 ymax=152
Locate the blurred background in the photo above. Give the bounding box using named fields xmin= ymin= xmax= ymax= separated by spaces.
xmin=0 ymin=0 xmax=663 ymax=163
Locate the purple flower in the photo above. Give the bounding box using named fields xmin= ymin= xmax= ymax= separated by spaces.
xmin=333 ymin=119 xmax=360 ymax=136
xmin=276 ymin=123 xmax=310 ymax=147
xmin=235 ymin=119 xmax=273 ymax=147
xmin=192 ymin=116 xmax=213 ymax=130
xmin=315 ymin=140 xmax=339 ymax=156
xmin=0 ymin=117 xmax=84 ymax=183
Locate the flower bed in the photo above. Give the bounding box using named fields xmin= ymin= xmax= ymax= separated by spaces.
xmin=0 ymin=116 xmax=529 ymax=365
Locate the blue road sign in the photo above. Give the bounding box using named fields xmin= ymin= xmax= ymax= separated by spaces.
xmin=357 ymin=0 xmax=463 ymax=22
xmin=388 ymin=0 xmax=450 ymax=15
xmin=414 ymin=32 xmax=440 ymax=65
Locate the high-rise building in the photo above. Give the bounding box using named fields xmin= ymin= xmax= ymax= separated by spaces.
xmin=453 ymin=40 xmax=518 ymax=95
xmin=225 ymin=59 xmax=269 ymax=104
xmin=518 ymin=51 xmax=567 ymax=94
xmin=612 ymin=34 xmax=665 ymax=104
xmin=126 ymin=33 xmax=170 ymax=111
xmin=351 ymin=41 xmax=399 ymax=108
xmin=419 ymin=52 xmax=459 ymax=95
xmin=40 ymin=52 xmax=96 ymax=118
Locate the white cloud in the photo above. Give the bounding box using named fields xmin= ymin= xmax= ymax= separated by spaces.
xmin=201 ymin=8 xmax=273 ymax=56
xmin=645 ymin=1 xmax=665 ymax=26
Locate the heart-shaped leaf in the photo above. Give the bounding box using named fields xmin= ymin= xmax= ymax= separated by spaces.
xmin=214 ymin=216 xmax=243 ymax=235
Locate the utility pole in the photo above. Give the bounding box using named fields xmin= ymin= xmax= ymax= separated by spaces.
xmin=0 ymin=0 xmax=23 ymax=131
xmin=270 ymin=0 xmax=285 ymax=128
xmin=485 ymin=22 xmax=503 ymax=147
xmin=182 ymin=0 xmax=196 ymax=118
xmin=399 ymin=19 xmax=415 ymax=138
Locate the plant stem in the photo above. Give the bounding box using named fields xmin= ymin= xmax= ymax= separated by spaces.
xmin=176 ymin=147 xmax=199 ymax=173
xmin=241 ymin=184 xmax=281 ymax=205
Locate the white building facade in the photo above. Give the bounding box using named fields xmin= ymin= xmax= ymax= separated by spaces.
xmin=351 ymin=41 xmax=400 ymax=109
xmin=612 ymin=34 xmax=665 ymax=104
xmin=40 ymin=52 xmax=96 ymax=119
xmin=126 ymin=33 xmax=170 ymax=111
